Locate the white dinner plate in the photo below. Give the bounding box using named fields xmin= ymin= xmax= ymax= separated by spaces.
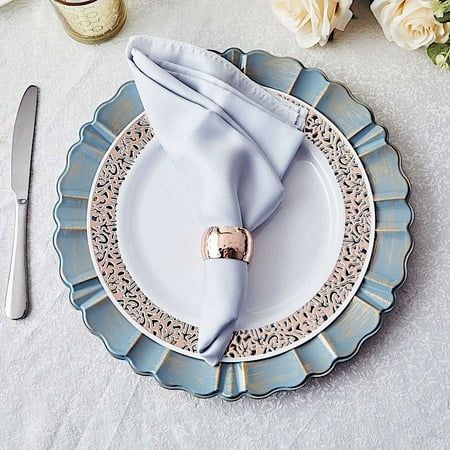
xmin=87 ymin=94 xmax=375 ymax=362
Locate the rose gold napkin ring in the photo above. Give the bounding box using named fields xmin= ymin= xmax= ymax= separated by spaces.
xmin=201 ymin=226 xmax=253 ymax=263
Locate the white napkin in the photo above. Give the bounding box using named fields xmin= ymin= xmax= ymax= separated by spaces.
xmin=126 ymin=36 xmax=306 ymax=365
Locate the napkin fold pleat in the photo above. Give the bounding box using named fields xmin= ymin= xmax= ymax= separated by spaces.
xmin=126 ymin=36 xmax=306 ymax=365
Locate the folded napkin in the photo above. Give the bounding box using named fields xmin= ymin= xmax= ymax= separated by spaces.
xmin=126 ymin=36 xmax=306 ymax=365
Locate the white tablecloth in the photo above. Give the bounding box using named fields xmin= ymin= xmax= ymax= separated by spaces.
xmin=1 ymin=1 xmax=449 ymax=449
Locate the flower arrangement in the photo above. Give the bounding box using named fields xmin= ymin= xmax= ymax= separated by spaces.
xmin=271 ymin=0 xmax=450 ymax=69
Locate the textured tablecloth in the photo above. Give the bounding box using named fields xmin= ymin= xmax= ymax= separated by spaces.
xmin=0 ymin=1 xmax=449 ymax=449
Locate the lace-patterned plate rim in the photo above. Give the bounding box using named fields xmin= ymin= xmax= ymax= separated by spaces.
xmin=54 ymin=49 xmax=413 ymax=400
xmin=87 ymin=94 xmax=375 ymax=362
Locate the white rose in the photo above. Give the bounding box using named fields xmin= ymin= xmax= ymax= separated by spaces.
xmin=371 ymin=0 xmax=450 ymax=51
xmin=271 ymin=0 xmax=353 ymax=48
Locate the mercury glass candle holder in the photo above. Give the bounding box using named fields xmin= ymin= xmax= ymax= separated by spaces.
xmin=51 ymin=0 xmax=127 ymax=44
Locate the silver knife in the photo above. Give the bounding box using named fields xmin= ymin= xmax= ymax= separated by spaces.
xmin=5 ymin=85 xmax=38 ymax=320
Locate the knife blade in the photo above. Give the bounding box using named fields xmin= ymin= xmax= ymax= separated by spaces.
xmin=11 ymin=85 xmax=38 ymax=201
xmin=5 ymin=85 xmax=38 ymax=320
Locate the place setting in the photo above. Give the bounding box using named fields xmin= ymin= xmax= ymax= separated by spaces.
xmin=6 ymin=0 xmax=415 ymax=401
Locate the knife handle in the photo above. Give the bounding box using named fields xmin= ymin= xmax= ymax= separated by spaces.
xmin=5 ymin=199 xmax=29 ymax=319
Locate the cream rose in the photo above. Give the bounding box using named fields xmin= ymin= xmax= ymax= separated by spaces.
xmin=371 ymin=0 xmax=450 ymax=50
xmin=271 ymin=0 xmax=353 ymax=48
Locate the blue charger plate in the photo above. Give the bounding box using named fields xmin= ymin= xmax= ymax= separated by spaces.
xmin=54 ymin=49 xmax=413 ymax=400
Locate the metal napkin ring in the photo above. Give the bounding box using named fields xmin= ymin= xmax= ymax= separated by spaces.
xmin=201 ymin=226 xmax=253 ymax=263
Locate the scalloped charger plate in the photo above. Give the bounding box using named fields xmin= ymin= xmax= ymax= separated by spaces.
xmin=54 ymin=49 xmax=413 ymax=400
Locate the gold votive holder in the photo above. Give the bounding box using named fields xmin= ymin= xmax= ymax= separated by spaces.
xmin=50 ymin=0 xmax=127 ymax=44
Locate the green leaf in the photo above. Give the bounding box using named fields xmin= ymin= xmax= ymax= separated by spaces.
xmin=427 ymin=42 xmax=450 ymax=69
xmin=433 ymin=0 xmax=450 ymax=22
xmin=435 ymin=10 xmax=450 ymax=22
